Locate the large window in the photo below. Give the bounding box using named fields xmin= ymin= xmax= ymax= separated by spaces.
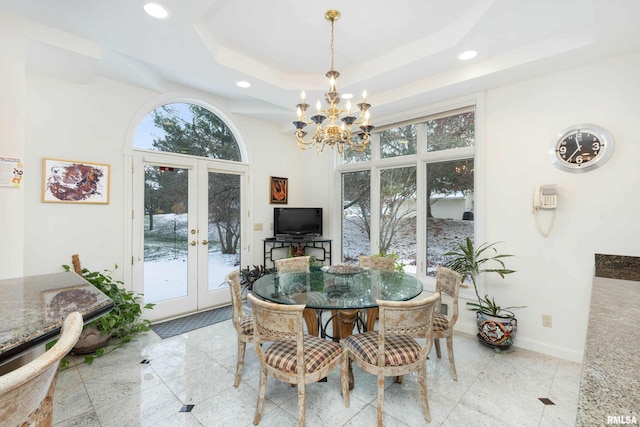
xmin=339 ymin=106 xmax=475 ymax=278
xmin=342 ymin=170 xmax=371 ymax=263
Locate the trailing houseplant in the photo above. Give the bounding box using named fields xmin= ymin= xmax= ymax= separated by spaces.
xmin=445 ymin=237 xmax=523 ymax=348
xmin=62 ymin=262 xmax=154 ymax=360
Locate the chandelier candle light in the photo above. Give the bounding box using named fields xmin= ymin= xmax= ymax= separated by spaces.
xmin=293 ymin=10 xmax=374 ymax=155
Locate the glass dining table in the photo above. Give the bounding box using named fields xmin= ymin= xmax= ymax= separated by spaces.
xmin=252 ymin=265 xmax=424 ymax=340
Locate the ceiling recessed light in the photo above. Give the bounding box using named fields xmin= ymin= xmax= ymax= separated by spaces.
xmin=236 ymin=81 xmax=251 ymax=88
xmin=144 ymin=3 xmax=169 ymax=19
xmin=458 ymin=50 xmax=477 ymax=61
xmin=342 ymin=93 xmax=354 ymax=99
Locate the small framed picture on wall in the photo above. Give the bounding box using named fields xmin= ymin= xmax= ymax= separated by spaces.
xmin=270 ymin=176 xmax=288 ymax=204
xmin=42 ymin=158 xmax=110 ymax=204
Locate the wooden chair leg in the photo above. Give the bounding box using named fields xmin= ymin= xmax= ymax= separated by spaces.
xmin=341 ymin=351 xmax=350 ymax=407
xmin=254 ymin=368 xmax=267 ymax=425
xmin=446 ymin=335 xmax=458 ymax=381
xmin=297 ymin=383 xmax=306 ymax=427
xmin=234 ymin=340 xmax=245 ymax=387
xmin=377 ymin=374 xmax=385 ymax=427
xmin=418 ymin=365 xmax=431 ymax=423
xmin=434 ymin=337 xmax=442 ymax=358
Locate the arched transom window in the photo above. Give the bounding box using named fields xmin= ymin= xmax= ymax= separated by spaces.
xmin=134 ymin=102 xmax=241 ymax=161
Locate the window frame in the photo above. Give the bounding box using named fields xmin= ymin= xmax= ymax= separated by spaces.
xmin=333 ymin=95 xmax=484 ymax=298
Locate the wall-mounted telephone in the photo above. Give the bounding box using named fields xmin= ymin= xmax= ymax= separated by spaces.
xmin=533 ymin=184 xmax=558 ymax=210
xmin=533 ymin=184 xmax=557 ymax=237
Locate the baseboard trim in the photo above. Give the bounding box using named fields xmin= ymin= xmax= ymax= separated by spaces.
xmin=455 ymin=320 xmax=584 ymax=363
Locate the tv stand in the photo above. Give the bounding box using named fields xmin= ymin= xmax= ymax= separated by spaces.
xmin=263 ymin=237 xmax=332 ymax=269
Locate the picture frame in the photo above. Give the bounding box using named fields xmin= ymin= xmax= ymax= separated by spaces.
xmin=270 ymin=176 xmax=288 ymax=204
xmin=42 ymin=158 xmax=110 ymax=204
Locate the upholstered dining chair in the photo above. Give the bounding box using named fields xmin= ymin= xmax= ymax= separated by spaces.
xmin=248 ymin=293 xmax=348 ymax=427
xmin=358 ymin=255 xmax=395 ymax=332
xmin=342 ymin=293 xmax=441 ymax=427
xmin=433 ymin=266 xmax=463 ymax=381
xmin=358 ymin=255 xmax=395 ymax=271
xmin=226 ymin=270 xmax=254 ymax=388
xmin=0 ymin=311 xmax=83 ymax=426
xmin=274 ymin=255 xmax=320 ymax=336
xmin=274 ymin=255 xmax=310 ymax=273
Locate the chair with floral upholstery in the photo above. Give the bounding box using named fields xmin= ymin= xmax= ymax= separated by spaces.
xmin=248 ymin=293 xmax=348 ymax=427
xmin=342 ymin=293 xmax=441 ymax=427
xmin=226 ymin=270 xmax=254 ymax=387
xmin=0 ymin=311 xmax=83 ymax=426
xmin=432 ymin=266 xmax=463 ymax=380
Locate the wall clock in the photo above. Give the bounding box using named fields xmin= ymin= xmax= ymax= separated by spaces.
xmin=549 ymin=124 xmax=614 ymax=173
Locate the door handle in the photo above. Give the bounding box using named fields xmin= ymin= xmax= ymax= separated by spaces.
xmin=190 ymin=241 xmax=197 ymax=246
xmin=201 ymin=240 xmax=208 ymax=245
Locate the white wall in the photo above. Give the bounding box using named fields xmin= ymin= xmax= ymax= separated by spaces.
xmin=234 ymin=114 xmax=332 ymax=268
xmin=457 ymin=52 xmax=640 ymax=362
xmin=0 ymin=17 xmax=26 ymax=279
xmin=20 ymin=72 xmax=302 ymax=278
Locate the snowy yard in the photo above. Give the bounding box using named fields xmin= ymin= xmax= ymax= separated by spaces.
xmin=143 ymin=213 xmax=473 ymax=303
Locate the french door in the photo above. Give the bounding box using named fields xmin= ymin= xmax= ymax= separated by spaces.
xmin=132 ymin=153 xmax=247 ymax=321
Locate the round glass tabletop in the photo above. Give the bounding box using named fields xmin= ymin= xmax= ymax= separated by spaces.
xmin=252 ymin=267 xmax=423 ymax=310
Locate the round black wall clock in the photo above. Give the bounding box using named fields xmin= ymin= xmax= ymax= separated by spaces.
xmin=549 ymin=124 xmax=614 ymax=173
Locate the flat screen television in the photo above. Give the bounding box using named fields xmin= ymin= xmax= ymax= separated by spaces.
xmin=274 ymin=207 xmax=323 ymax=237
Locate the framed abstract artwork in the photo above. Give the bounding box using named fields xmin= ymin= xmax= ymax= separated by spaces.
xmin=42 ymin=158 xmax=110 ymax=204
xmin=270 ymin=176 xmax=288 ymax=204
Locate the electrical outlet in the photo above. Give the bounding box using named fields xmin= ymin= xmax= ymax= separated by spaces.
xmin=542 ymin=314 xmax=552 ymax=328
xmin=254 ymin=223 xmax=263 ymax=231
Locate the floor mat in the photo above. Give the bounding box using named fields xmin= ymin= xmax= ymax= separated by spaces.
xmin=150 ymin=305 xmax=233 ymax=339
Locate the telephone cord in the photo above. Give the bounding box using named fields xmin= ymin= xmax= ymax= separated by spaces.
xmin=534 ymin=208 xmax=556 ymax=237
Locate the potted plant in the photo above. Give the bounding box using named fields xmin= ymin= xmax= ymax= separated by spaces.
xmin=62 ymin=263 xmax=154 ymax=358
xmin=445 ymin=237 xmax=523 ymax=349
xmin=239 ymin=264 xmax=275 ymax=297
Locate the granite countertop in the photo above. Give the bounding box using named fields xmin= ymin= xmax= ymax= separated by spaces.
xmin=577 ymin=255 xmax=640 ymax=426
xmin=0 ymin=272 xmax=113 ymax=365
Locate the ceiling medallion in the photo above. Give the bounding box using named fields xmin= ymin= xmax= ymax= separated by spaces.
xmin=293 ymin=10 xmax=374 ymax=155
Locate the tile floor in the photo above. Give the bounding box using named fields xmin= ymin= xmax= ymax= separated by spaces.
xmin=52 ymin=317 xmax=583 ymax=426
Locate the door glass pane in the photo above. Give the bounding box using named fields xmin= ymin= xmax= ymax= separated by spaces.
xmin=143 ymin=165 xmax=189 ymax=303
xmin=380 ymin=166 xmax=416 ymax=272
xmin=426 ymin=159 xmax=474 ymax=277
xmin=207 ymin=172 xmax=241 ymax=291
xmin=341 ymin=170 xmax=371 ymax=263
xmin=380 ymin=124 xmax=417 ymax=158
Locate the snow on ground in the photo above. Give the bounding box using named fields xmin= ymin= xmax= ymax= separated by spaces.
xmin=342 ymin=216 xmax=473 ymax=276
xmin=143 ymin=213 xmax=473 ymax=303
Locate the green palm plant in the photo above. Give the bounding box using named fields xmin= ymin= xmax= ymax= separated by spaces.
xmin=445 ymin=237 xmax=522 ymax=316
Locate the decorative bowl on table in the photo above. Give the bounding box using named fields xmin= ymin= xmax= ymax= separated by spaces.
xmin=326 ymin=265 xmax=364 ymax=276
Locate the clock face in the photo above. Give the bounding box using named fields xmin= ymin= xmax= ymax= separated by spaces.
xmin=550 ymin=125 xmax=614 ymax=173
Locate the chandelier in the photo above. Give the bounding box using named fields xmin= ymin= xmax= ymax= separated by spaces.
xmin=293 ymin=10 xmax=374 ymax=155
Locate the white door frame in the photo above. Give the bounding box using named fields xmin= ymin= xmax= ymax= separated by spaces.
xmin=129 ymin=151 xmax=250 ymax=322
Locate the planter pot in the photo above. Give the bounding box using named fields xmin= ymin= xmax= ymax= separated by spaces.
xmin=72 ymin=326 xmax=111 ymax=354
xmin=476 ymin=311 xmax=517 ymax=348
